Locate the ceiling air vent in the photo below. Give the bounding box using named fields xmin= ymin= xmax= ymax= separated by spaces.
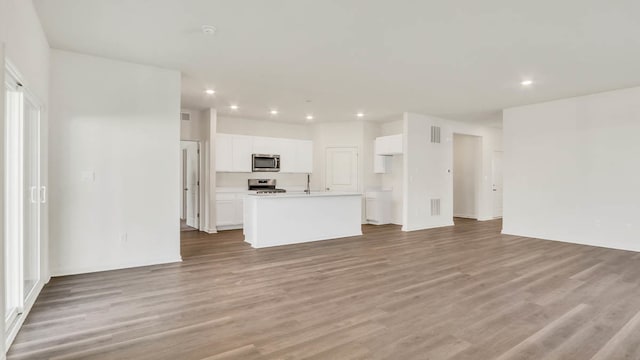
xmin=180 ymin=112 xmax=191 ymax=121
xmin=430 ymin=126 xmax=441 ymax=143
xmin=430 ymin=199 xmax=441 ymax=216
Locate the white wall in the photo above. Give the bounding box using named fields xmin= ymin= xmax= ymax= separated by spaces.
xmin=204 ymin=109 xmax=217 ymax=233
xmin=453 ymin=134 xmax=481 ymax=219
xmin=503 ymin=86 xmax=640 ymax=252
xmin=49 ymin=50 xmax=182 ymax=275
xmin=217 ymin=115 xmax=312 ymax=139
xmin=403 ymin=112 xmax=502 ymax=231
xmin=0 ymin=41 xmax=6 ymax=360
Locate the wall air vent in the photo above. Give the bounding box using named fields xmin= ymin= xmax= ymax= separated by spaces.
xmin=180 ymin=112 xmax=191 ymax=121
xmin=430 ymin=199 xmax=441 ymax=216
xmin=430 ymin=126 xmax=441 ymax=143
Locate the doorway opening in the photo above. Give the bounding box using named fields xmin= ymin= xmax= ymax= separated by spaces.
xmin=180 ymin=140 xmax=200 ymax=232
xmin=453 ymin=134 xmax=482 ymax=222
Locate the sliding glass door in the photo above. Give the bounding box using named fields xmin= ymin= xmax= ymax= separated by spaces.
xmin=4 ymin=67 xmax=42 ymax=331
xmin=22 ymin=95 xmax=41 ymax=302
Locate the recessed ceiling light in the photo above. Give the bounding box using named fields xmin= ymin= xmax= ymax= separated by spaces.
xmin=521 ymin=80 xmax=533 ymax=86
xmin=356 ymin=112 xmax=365 ymax=118
xmin=205 ymin=89 xmax=215 ymax=95
xmin=230 ymin=104 xmax=239 ymax=110
xmin=201 ymin=25 xmax=216 ymax=35
xmin=270 ymin=109 xmax=278 ymax=115
xmin=306 ymin=114 xmax=314 ymax=121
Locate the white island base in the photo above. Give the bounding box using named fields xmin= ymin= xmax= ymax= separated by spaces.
xmin=244 ymin=192 xmax=363 ymax=248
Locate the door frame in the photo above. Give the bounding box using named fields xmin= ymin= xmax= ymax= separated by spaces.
xmin=180 ymin=140 xmax=201 ymax=230
xmin=492 ymin=150 xmax=504 ymax=219
xmin=3 ymin=58 xmax=47 ymax=351
xmin=452 ymin=133 xmax=482 ymax=220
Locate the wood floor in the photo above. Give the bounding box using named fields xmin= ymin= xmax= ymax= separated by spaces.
xmin=8 ymin=219 xmax=640 ymax=359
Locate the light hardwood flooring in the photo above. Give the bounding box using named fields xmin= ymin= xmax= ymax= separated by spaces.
xmin=8 ymin=218 xmax=640 ymax=359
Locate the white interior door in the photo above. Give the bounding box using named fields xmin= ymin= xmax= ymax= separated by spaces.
xmin=325 ymin=147 xmax=359 ymax=192
xmin=181 ymin=141 xmax=199 ymax=228
xmin=492 ymin=151 xmax=503 ymax=218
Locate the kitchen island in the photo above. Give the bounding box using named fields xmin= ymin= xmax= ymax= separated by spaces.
xmin=243 ymin=192 xmax=362 ymax=248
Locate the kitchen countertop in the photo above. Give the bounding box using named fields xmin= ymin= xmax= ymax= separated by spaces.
xmin=246 ymin=191 xmax=361 ymax=199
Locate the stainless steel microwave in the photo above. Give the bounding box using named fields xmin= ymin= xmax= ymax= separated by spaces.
xmin=252 ymin=154 xmax=280 ymax=172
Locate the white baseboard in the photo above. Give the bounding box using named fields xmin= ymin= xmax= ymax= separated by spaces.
xmin=402 ymin=222 xmax=455 ymax=232
xmin=453 ymin=214 xmax=477 ymax=219
xmin=51 ymin=256 xmax=183 ymax=277
xmin=216 ymin=224 xmax=242 ymax=231
xmin=501 ymin=228 xmax=640 ymax=253
xmin=204 ymin=227 xmax=218 ymax=234
xmin=5 ymin=280 xmax=46 ymax=351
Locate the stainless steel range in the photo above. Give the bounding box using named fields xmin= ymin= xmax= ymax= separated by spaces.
xmin=248 ymin=179 xmax=286 ymax=194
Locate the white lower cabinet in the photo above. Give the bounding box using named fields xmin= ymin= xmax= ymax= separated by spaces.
xmin=365 ymin=191 xmax=392 ymax=225
xmin=216 ymin=192 xmax=245 ymax=229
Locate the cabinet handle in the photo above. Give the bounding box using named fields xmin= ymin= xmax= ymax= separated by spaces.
xmin=41 ymin=186 xmax=47 ymax=203
xmin=30 ymin=186 xmax=37 ymax=203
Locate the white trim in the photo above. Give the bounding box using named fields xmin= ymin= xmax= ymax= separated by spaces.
xmin=4 ymin=279 xmax=45 ymax=351
xmin=51 ymin=256 xmax=183 ymax=277
xmin=216 ymin=224 xmax=242 ymax=231
xmin=453 ymin=214 xmax=477 ymax=220
xmin=204 ymin=228 xmax=218 ymax=234
xmin=401 ymin=222 xmax=455 ymax=232
xmin=501 ymin=228 xmax=640 ymax=253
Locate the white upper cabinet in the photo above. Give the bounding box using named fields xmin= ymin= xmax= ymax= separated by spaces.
xmin=278 ymin=139 xmax=296 ymax=173
xmin=374 ymin=134 xmax=403 ymax=155
xmin=232 ymin=135 xmax=253 ymax=172
xmin=215 ymin=134 xmax=234 ymax=172
xmin=216 ymin=134 xmax=253 ymax=172
xmin=216 ymin=133 xmax=313 ymax=173
xmin=295 ymin=140 xmax=313 ymax=173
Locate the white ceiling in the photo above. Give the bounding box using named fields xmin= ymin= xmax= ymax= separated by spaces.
xmin=34 ymin=0 xmax=640 ymax=126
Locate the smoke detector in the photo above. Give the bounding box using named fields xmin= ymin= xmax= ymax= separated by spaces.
xmin=201 ymin=25 xmax=216 ymax=35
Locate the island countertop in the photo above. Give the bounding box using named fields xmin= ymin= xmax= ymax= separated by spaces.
xmin=246 ymin=191 xmax=361 ymax=199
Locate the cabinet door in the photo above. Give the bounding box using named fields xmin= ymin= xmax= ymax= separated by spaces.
xmin=232 ymin=135 xmax=253 ymax=172
xmin=279 ymin=139 xmax=297 ymax=173
xmin=375 ymin=134 xmax=403 ymax=155
xmin=215 ymin=134 xmax=234 ymax=172
xmin=365 ymin=198 xmax=378 ymax=222
xmin=252 ymin=136 xmax=274 ymax=155
xmin=235 ymin=197 xmax=244 ymax=225
xmin=216 ymin=200 xmax=236 ymax=226
xmin=296 ymin=140 xmax=313 ymax=173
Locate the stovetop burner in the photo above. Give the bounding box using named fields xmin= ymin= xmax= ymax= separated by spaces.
xmin=256 ymin=188 xmax=287 ymax=194
xmin=248 ymin=179 xmax=286 ymax=194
